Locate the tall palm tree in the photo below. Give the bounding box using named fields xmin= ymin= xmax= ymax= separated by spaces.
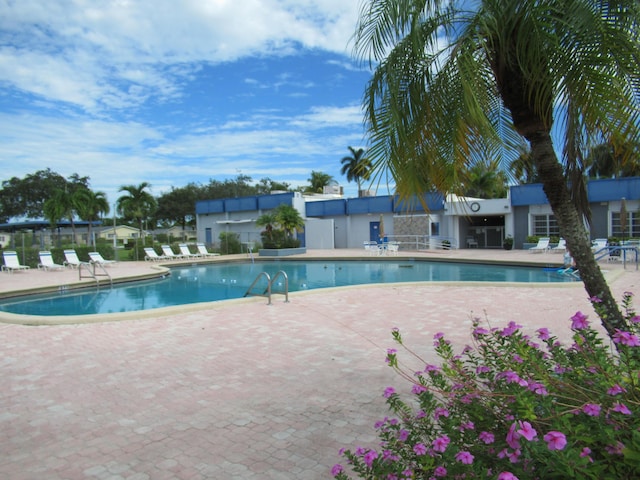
xmin=43 ymin=186 xmax=90 ymax=245
xmin=354 ymin=0 xmax=640 ymax=337
xmin=77 ymin=190 xmax=110 ymax=247
xmin=117 ymin=182 xmax=157 ymax=242
xmin=340 ymin=147 xmax=372 ymax=197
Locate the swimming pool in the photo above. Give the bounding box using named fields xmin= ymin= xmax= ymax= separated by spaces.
xmin=0 ymin=259 xmax=576 ymax=316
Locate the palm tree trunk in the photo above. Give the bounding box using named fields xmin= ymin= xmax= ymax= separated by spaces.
xmin=529 ymin=131 xmax=626 ymax=338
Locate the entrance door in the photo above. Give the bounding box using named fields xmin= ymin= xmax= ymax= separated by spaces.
xmin=205 ymin=228 xmax=212 ymax=245
xmin=369 ymin=221 xmax=380 ymax=242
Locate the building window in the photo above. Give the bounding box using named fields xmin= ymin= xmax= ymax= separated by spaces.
xmin=532 ymin=214 xmax=560 ymax=237
xmin=611 ymin=211 xmax=640 ymax=238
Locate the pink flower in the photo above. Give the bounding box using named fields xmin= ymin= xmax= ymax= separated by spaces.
xmin=473 ymin=327 xmax=490 ymax=336
xmin=613 ymin=329 xmax=640 ymax=347
xmin=459 ymin=421 xmax=475 ymax=431
xmin=580 ymin=447 xmax=593 ymax=462
xmin=612 ymin=402 xmax=632 ymax=415
xmin=479 ymin=431 xmax=495 ymax=444
xmin=412 ymin=384 xmax=427 ymax=394
xmin=508 ymin=449 xmax=521 ymax=463
xmin=506 ymin=423 xmax=521 ymax=449
xmin=501 ymin=321 xmax=522 ymax=337
xmin=413 ymin=443 xmax=427 ymax=455
xmin=543 ymin=431 xmax=567 ymax=451
xmin=607 ymin=384 xmax=626 ymax=395
xmin=331 ymin=464 xmax=344 ymax=476
xmin=582 ymin=403 xmax=601 ymax=416
xmin=397 ymin=429 xmax=409 ymax=441
xmin=433 ymin=466 xmax=447 ymax=477
xmin=432 ymin=435 xmax=450 ymax=453
xmin=455 ymin=451 xmax=474 ymax=464
xmin=516 ymin=421 xmax=537 ymax=441
xmin=630 ymin=315 xmax=640 ymax=324
xmin=383 ymin=387 xmax=396 ymax=398
xmin=433 ymin=407 xmax=449 ymax=420
xmin=570 ymin=311 xmax=589 ymax=329
xmin=363 ymin=450 xmax=378 ymax=467
xmin=498 ymin=473 xmax=519 ymax=480
xmin=605 ymin=441 xmax=624 ymax=455
xmin=536 ymin=327 xmax=550 ymax=340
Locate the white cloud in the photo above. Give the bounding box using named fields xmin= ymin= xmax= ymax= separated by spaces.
xmin=0 ymin=0 xmax=361 ymax=112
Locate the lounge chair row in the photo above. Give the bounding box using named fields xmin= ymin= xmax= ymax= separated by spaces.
xmin=529 ymin=237 xmax=567 ymax=253
xmin=144 ymin=243 xmax=219 ymax=262
xmin=1 ymin=249 xmax=116 ymax=273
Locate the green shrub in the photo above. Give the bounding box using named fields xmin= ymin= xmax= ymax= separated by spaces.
xmin=219 ymin=232 xmax=242 ymax=254
xmin=334 ymin=293 xmax=640 ymax=479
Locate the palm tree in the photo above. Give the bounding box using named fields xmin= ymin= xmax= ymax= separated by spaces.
xmin=354 ymin=0 xmax=639 ymax=337
xmin=462 ymin=159 xmax=508 ymax=199
xmin=255 ymin=212 xmax=278 ymax=245
xmin=43 ymin=186 xmax=90 ymax=245
xmin=586 ymin=141 xmax=640 ymax=179
xmin=341 ymin=147 xmax=372 ymax=197
xmin=77 ymin=190 xmax=110 ymax=247
xmin=306 ymin=171 xmax=335 ymax=194
xmin=274 ymin=204 xmax=305 ymax=239
xmin=117 ymin=182 xmax=157 ymax=243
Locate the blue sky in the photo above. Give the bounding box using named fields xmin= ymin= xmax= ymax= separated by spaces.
xmin=0 ymin=0 xmax=374 ymax=206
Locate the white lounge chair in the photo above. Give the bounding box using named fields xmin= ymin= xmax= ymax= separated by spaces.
xmin=144 ymin=247 xmax=168 ymax=262
xmin=529 ymin=237 xmax=551 ymax=253
xmin=89 ymin=251 xmax=117 ymax=266
xmin=38 ymin=251 xmax=65 ymax=271
xmin=63 ymin=249 xmax=88 ymax=268
xmin=363 ymin=241 xmax=375 ymax=255
xmin=179 ymin=243 xmax=201 ymax=259
xmin=196 ymin=243 xmax=220 ymax=258
xmin=2 ymin=250 xmax=30 ymax=273
xmin=591 ymin=238 xmax=608 ymax=253
xmin=529 ymin=237 xmax=550 ymax=253
xmin=551 ymin=238 xmax=566 ymax=253
xmin=161 ymin=245 xmax=184 ymax=260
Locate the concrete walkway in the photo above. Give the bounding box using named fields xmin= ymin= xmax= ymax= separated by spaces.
xmin=1 ymin=249 xmax=638 ymax=479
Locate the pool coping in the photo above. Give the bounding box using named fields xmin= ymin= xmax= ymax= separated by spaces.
xmin=0 ymin=252 xmax=615 ymax=326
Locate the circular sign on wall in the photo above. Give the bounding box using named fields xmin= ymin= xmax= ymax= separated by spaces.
xmin=470 ymin=202 xmax=481 ymax=212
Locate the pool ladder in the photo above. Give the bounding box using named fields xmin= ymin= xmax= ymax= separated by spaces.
xmin=78 ymin=262 xmax=112 ymax=287
xmin=244 ymin=270 xmax=289 ymax=305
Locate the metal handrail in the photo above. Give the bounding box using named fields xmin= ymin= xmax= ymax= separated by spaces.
xmin=244 ymin=270 xmax=289 ymax=305
xmin=595 ymin=245 xmax=639 ymax=270
xmin=78 ymin=262 xmax=112 ymax=287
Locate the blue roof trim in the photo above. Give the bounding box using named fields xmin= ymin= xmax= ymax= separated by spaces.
xmin=347 ymin=195 xmax=394 ymax=214
xmin=394 ymin=193 xmax=445 ymax=212
xmin=195 ymin=199 xmax=224 ymax=214
xmin=225 ymin=196 xmax=258 ymax=212
xmin=588 ymin=177 xmax=640 ymax=202
xmin=510 ymin=184 xmax=548 ymax=206
xmin=257 ymin=192 xmax=294 ymax=210
xmin=510 ymin=177 xmax=640 ymax=206
xmin=306 ymin=199 xmax=346 ymax=217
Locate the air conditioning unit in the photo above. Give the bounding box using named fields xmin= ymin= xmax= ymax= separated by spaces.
xmin=359 ymin=189 xmax=375 ymax=197
xmin=323 ymin=185 xmax=343 ymax=195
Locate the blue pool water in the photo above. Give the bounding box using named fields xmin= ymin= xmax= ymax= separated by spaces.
xmin=0 ymin=260 xmax=575 ymax=316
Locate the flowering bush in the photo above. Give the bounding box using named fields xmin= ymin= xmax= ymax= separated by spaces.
xmin=333 ymin=293 xmax=640 ymax=479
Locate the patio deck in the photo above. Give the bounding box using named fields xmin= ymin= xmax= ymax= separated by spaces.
xmin=1 ymin=249 xmax=638 ymax=479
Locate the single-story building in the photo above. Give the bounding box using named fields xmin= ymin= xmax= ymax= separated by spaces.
xmin=195 ymin=177 xmax=640 ymax=250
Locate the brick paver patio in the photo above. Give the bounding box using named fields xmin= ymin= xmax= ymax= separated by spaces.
xmin=1 ymin=249 xmax=638 ymax=479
